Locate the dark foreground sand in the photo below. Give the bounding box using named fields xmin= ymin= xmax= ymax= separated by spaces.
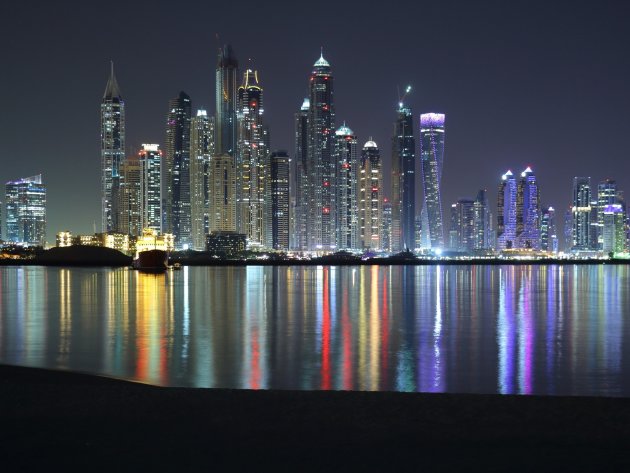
xmin=2 ymin=365 xmax=629 ymax=472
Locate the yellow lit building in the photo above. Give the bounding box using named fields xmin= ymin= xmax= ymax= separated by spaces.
xmin=134 ymin=228 xmax=175 ymax=258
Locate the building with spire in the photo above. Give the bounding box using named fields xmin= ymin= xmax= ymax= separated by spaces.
xmin=360 ymin=139 xmax=383 ymax=250
xmin=164 ymin=91 xmax=192 ymax=249
xmin=419 ymin=113 xmax=445 ymax=250
xmin=190 ymin=110 xmax=214 ymax=250
xmin=306 ymin=51 xmax=335 ymax=251
xmin=497 ymin=170 xmax=517 ymax=250
xmin=293 ymin=97 xmax=310 ymax=251
xmin=101 ymin=62 xmax=125 ymax=233
xmin=216 ymin=44 xmax=239 ymax=157
xmin=236 ymin=69 xmax=269 ymax=248
xmin=334 ymin=123 xmax=358 ymax=250
xmin=516 ymin=166 xmax=541 ymax=250
xmin=5 ymin=175 xmax=46 ymax=246
xmin=392 ymin=102 xmax=416 ymax=252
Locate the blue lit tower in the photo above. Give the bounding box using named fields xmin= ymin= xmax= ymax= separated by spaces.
xmin=572 ymin=177 xmax=591 ymax=251
xmin=391 ymin=98 xmax=415 ymax=252
xmin=293 ymin=98 xmax=310 ymax=250
xmin=5 ymin=175 xmax=46 ymax=246
xmin=420 ymin=113 xmax=445 ymax=250
xmin=334 ymin=123 xmax=359 ymax=250
xmin=497 ymin=170 xmax=517 ymax=250
xmin=306 ymin=51 xmax=335 ymax=250
xmin=216 ymin=45 xmax=239 ymax=156
xmin=165 ymin=91 xmax=192 ymax=249
xmin=236 ymin=69 xmax=269 ymax=248
xmin=101 ymin=62 xmax=125 ymax=232
xmin=516 ymin=166 xmax=541 ymax=249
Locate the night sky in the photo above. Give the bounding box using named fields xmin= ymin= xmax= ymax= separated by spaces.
xmin=2 ymin=0 xmax=629 ymax=240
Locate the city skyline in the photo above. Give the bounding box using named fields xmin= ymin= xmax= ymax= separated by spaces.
xmin=2 ymin=1 xmax=629 ymax=239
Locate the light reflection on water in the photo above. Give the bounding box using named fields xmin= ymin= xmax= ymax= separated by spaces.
xmin=0 ymin=265 xmax=629 ymax=396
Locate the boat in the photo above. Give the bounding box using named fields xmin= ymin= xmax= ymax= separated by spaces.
xmin=132 ymin=249 xmax=168 ymax=271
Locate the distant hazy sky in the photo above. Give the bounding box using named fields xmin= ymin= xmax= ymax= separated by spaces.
xmin=2 ymin=0 xmax=629 ymax=239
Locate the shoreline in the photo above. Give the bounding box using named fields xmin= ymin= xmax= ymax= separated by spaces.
xmin=2 ymin=364 xmax=629 ymax=470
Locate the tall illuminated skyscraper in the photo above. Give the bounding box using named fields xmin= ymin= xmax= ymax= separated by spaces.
xmin=596 ymin=178 xmax=618 ymax=250
xmin=293 ymin=98 xmax=310 ymax=251
xmin=497 ymin=170 xmax=517 ymax=250
xmin=334 ymin=123 xmax=358 ymax=250
xmin=541 ymin=206 xmax=558 ymax=253
xmin=165 ymin=91 xmax=192 ymax=249
xmin=360 ymin=139 xmax=383 ymax=250
xmin=391 ymin=102 xmax=415 ymax=252
xmin=216 ymin=44 xmax=238 ymax=156
xmin=572 ymin=177 xmax=591 ymax=251
xmin=269 ymin=150 xmax=290 ymax=251
xmin=236 ymin=69 xmax=269 ymax=248
xmin=209 ymin=154 xmax=236 ymax=232
xmin=101 ymin=62 xmax=125 ymax=232
xmin=117 ymin=156 xmax=141 ymax=236
xmin=420 ymin=113 xmax=445 ymax=250
xmin=139 ymin=144 xmax=162 ymax=233
xmin=516 ymin=166 xmax=541 ymax=249
xmin=190 ymin=110 xmax=214 ymax=250
xmin=5 ymin=175 xmax=46 ymax=246
xmin=306 ymin=51 xmax=335 ymax=250
xmin=602 ymin=204 xmax=625 ymax=253
xmin=473 ymin=189 xmax=491 ymax=250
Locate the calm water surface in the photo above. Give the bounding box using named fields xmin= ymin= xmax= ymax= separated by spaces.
xmin=1 ymin=265 xmax=629 ymax=396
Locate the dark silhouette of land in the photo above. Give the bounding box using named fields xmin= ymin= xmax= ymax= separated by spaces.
xmin=1 ymin=365 xmax=629 ymax=471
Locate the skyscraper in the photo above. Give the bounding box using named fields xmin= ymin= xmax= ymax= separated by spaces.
xmin=164 ymin=91 xmax=192 ymax=249
xmin=382 ymin=198 xmax=392 ymax=252
xmin=473 ymin=189 xmax=491 ymax=250
xmin=101 ymin=62 xmax=125 ymax=233
xmin=455 ymin=198 xmax=475 ymax=252
xmin=596 ymin=178 xmax=618 ymax=250
xmin=602 ymin=204 xmax=625 ymax=253
xmin=497 ymin=170 xmax=517 ymax=250
xmin=117 ymin=156 xmax=141 ymax=236
xmin=190 ymin=110 xmax=214 ymax=250
xmin=360 ymin=139 xmax=383 ymax=250
xmin=5 ymin=175 xmax=46 ymax=246
xmin=236 ymin=69 xmax=269 ymax=248
xmin=541 ymin=206 xmax=558 ymax=253
xmin=420 ymin=113 xmax=445 ymax=250
xmin=334 ymin=123 xmax=358 ymax=250
xmin=269 ymin=150 xmax=290 ymax=251
xmin=293 ymin=98 xmax=310 ymax=251
xmin=391 ymin=103 xmax=415 ymax=252
xmin=139 ymin=144 xmax=162 ymax=233
xmin=306 ymin=51 xmax=335 ymax=251
xmin=516 ymin=167 xmax=541 ymax=249
xmin=572 ymin=177 xmax=591 ymax=251
xmin=216 ymin=44 xmax=238 ymax=156
xmin=209 ymin=154 xmax=236 ymax=233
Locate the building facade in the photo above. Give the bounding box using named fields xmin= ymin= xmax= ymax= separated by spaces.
xmin=293 ymin=98 xmax=310 ymax=251
xmin=540 ymin=206 xmax=558 ymax=253
xmin=5 ymin=175 xmax=46 ymax=246
xmin=419 ymin=113 xmax=445 ymax=250
xmin=269 ymin=151 xmax=290 ymax=251
xmin=334 ymin=123 xmax=358 ymax=250
xmin=359 ymin=139 xmax=383 ymax=250
xmin=190 ymin=110 xmax=214 ymax=250
xmin=497 ymin=170 xmax=517 ymax=250
xmin=572 ymin=177 xmax=592 ymax=251
xmin=117 ymin=156 xmax=142 ymax=236
xmin=216 ymin=44 xmax=238 ymax=157
xmin=516 ymin=167 xmax=541 ymax=250
xmin=139 ymin=144 xmax=162 ymax=233
xmin=209 ymin=153 xmax=236 ymax=233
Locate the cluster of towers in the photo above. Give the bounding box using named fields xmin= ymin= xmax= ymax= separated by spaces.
xmin=100 ymin=48 xmax=448 ymax=253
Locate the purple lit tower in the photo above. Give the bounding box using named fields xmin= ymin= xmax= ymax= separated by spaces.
xmin=497 ymin=170 xmax=517 ymax=250
xmin=516 ymin=166 xmax=541 ymax=249
xmin=419 ymin=113 xmax=445 ymax=250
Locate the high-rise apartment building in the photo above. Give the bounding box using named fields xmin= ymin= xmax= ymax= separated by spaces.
xmin=382 ymin=198 xmax=392 ymax=253
xmin=190 ymin=110 xmax=214 ymax=250
xmin=306 ymin=52 xmax=335 ymax=251
xmin=572 ymin=177 xmax=592 ymax=251
xmin=420 ymin=113 xmax=445 ymax=250
xmin=497 ymin=170 xmax=517 ymax=250
xmin=117 ymin=156 xmax=142 ymax=236
xmin=5 ymin=175 xmax=46 ymax=246
xmin=596 ymin=178 xmax=618 ymax=250
xmin=101 ymin=62 xmax=125 ymax=232
xmin=473 ymin=189 xmax=491 ymax=250
xmin=602 ymin=204 xmax=625 ymax=253
xmin=236 ymin=69 xmax=269 ymax=248
xmin=293 ymin=98 xmax=310 ymax=251
xmin=209 ymin=154 xmax=236 ymax=233
xmin=269 ymin=151 xmax=290 ymax=251
xmin=541 ymin=206 xmax=558 ymax=253
xmin=334 ymin=123 xmax=358 ymax=250
xmin=516 ymin=167 xmax=541 ymax=250
xmin=360 ymin=139 xmax=383 ymax=250
xmin=391 ymin=103 xmax=415 ymax=252
xmin=164 ymin=91 xmax=192 ymax=249
xmin=216 ymin=44 xmax=238 ymax=156
xmin=139 ymin=144 xmax=162 ymax=233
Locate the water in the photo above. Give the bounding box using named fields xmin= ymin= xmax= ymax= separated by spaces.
xmin=0 ymin=264 xmax=628 ymax=396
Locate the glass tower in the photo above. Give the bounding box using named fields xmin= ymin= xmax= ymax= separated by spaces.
xmin=497 ymin=170 xmax=517 ymax=250
xmin=269 ymin=150 xmax=290 ymax=251
xmin=391 ymin=104 xmax=415 ymax=252
xmin=190 ymin=110 xmax=214 ymax=250
xmin=165 ymin=91 xmax=192 ymax=249
xmin=139 ymin=144 xmax=162 ymax=234
xmin=334 ymin=123 xmax=358 ymax=250
xmin=293 ymin=98 xmax=310 ymax=251
xmin=360 ymin=139 xmax=383 ymax=250
xmin=5 ymin=175 xmax=46 ymax=246
xmin=516 ymin=167 xmax=541 ymax=250
xmin=420 ymin=113 xmax=445 ymax=250
xmin=101 ymin=62 xmax=125 ymax=233
xmin=307 ymin=52 xmax=335 ymax=250
xmin=215 ymin=44 xmax=238 ymax=157
xmin=572 ymin=177 xmax=592 ymax=251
